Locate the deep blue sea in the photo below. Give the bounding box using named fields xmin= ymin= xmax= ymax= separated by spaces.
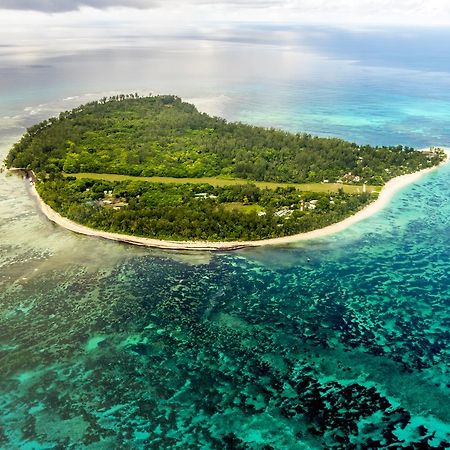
xmin=1 ymin=29 xmax=450 ymax=448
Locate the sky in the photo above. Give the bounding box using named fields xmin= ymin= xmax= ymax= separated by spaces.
xmin=1 ymin=0 xmax=450 ymax=27
xmin=1 ymin=0 xmax=449 ymax=67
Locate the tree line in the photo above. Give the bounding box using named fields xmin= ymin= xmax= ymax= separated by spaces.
xmin=6 ymin=94 xmax=445 ymax=241
xmin=37 ymin=177 xmax=372 ymax=241
xmin=6 ymin=95 xmax=444 ymax=185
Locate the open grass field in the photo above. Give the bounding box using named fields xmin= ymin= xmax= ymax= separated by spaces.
xmin=222 ymin=202 xmax=266 ymax=214
xmin=67 ymin=173 xmax=381 ymax=194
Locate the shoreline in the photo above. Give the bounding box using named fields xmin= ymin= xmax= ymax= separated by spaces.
xmin=27 ymin=154 xmax=449 ymax=251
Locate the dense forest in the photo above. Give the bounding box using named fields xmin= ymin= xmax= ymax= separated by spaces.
xmin=6 ymin=95 xmax=445 ymax=241
xmin=6 ymin=94 xmax=444 ymax=184
xmin=39 ymin=178 xmax=373 ymax=241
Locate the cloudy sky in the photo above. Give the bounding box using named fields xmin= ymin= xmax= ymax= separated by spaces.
xmin=1 ymin=0 xmax=449 ymax=64
xmin=1 ymin=0 xmax=450 ymax=26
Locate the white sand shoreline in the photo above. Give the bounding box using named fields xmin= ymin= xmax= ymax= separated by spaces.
xmin=25 ymin=152 xmax=449 ymax=251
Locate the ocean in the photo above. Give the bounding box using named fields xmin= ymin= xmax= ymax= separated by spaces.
xmin=1 ymin=29 xmax=449 ymax=448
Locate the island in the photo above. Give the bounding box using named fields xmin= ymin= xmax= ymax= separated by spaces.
xmin=5 ymin=94 xmax=447 ymax=250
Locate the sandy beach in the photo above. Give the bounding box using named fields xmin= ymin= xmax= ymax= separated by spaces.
xmin=27 ymin=152 xmax=449 ymax=251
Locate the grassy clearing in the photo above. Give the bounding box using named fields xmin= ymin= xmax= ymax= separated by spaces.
xmin=67 ymin=172 xmax=381 ymax=194
xmin=222 ymin=203 xmax=266 ymax=214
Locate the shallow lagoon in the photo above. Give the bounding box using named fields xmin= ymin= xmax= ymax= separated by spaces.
xmin=1 ymin=32 xmax=450 ymax=448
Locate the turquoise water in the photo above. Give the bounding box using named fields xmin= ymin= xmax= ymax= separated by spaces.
xmin=1 ymin=32 xmax=450 ymax=448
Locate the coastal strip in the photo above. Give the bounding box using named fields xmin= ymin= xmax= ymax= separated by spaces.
xmin=27 ymin=152 xmax=449 ymax=251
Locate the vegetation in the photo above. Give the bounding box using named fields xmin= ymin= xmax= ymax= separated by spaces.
xmin=5 ymin=94 xmax=445 ymax=242
xmin=38 ymin=178 xmax=373 ymax=241
xmin=6 ymin=94 xmax=444 ymax=184
xmin=68 ymin=172 xmax=380 ymax=194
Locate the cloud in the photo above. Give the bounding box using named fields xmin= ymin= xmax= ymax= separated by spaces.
xmin=0 ymin=0 xmax=158 ymax=12
xmin=1 ymin=0 xmax=450 ymax=28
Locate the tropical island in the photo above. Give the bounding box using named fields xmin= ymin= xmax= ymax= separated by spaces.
xmin=5 ymin=94 xmax=446 ymax=249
